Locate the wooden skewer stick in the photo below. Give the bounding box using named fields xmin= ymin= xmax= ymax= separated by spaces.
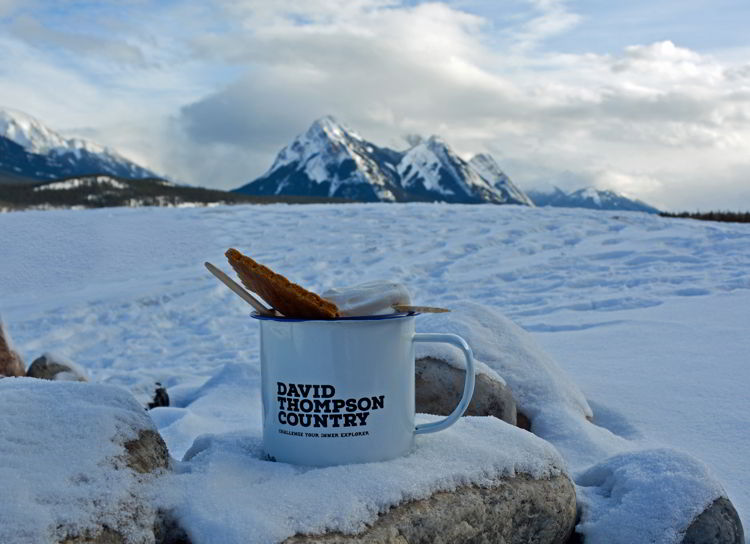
xmin=393 ymin=304 xmax=451 ymax=314
xmin=204 ymin=262 xmax=278 ymax=316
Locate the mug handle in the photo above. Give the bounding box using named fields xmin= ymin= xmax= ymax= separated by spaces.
xmin=413 ymin=333 xmax=475 ymax=435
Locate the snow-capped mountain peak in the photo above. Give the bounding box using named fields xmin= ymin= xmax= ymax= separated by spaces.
xmin=528 ymin=186 xmax=660 ymax=213
xmin=308 ymin=115 xmax=363 ymax=143
xmin=0 ymin=108 xmax=104 ymax=156
xmin=269 ymin=116 xmax=361 ymax=174
xmin=397 ymin=139 xmax=455 ymax=196
xmin=235 ymin=117 xmax=534 ymax=206
xmin=0 ymin=107 xmax=159 ymax=183
xmin=577 ymin=187 xmax=603 ymax=205
xmin=397 ymin=136 xmax=532 ymax=204
xmin=241 ymin=116 xmax=401 ymax=202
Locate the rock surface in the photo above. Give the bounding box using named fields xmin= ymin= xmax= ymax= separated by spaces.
xmin=0 ymin=320 xmax=25 ymax=377
xmin=284 ymin=473 xmax=576 ymax=544
xmin=679 ymin=497 xmax=744 ymax=544
xmin=416 ymin=356 xmax=517 ymax=425
xmin=148 ymin=383 xmax=170 ymax=409
xmin=26 ymin=352 xmax=88 ymax=381
xmin=124 ymin=429 xmax=171 ymax=475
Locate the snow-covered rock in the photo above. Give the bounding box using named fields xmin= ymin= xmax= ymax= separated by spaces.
xmin=284 ymin=473 xmax=575 ymax=543
xmin=234 ymin=117 xmax=532 ymax=205
xmin=164 ymin=416 xmax=571 ymax=544
xmin=415 ymin=303 xmax=742 ymax=542
xmin=0 ymin=379 xmax=170 ymax=544
xmin=26 ymin=352 xmax=88 ymax=381
xmin=0 ymin=108 xmax=159 ymax=183
xmin=416 ymin=302 xmax=593 ymax=428
xmin=577 ymin=449 xmax=741 ymax=544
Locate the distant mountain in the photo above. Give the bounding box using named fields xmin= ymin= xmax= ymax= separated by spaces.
xmin=233 ymin=116 xmax=533 ymax=206
xmin=528 ymin=187 xmax=660 ymax=214
xmin=0 ymin=175 xmax=350 ymax=212
xmin=0 ymin=108 xmax=159 ymax=184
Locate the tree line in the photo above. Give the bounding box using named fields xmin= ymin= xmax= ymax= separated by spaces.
xmin=659 ymin=211 xmax=750 ymax=224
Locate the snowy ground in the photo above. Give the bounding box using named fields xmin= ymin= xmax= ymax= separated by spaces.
xmin=1 ymin=203 xmax=748 ymax=541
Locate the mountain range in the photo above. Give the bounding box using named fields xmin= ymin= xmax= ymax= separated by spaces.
xmin=0 ymin=108 xmax=158 ymax=185
xmin=527 ymin=187 xmax=661 ymax=214
xmin=0 ymin=108 xmax=662 ymax=213
xmin=233 ymin=116 xmax=535 ymax=206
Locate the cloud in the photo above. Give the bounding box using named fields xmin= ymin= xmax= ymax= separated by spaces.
xmin=511 ymin=0 xmax=582 ymax=51
xmin=9 ymin=14 xmax=148 ymax=67
xmin=1 ymin=1 xmax=749 ymax=209
xmin=175 ymin=0 xmax=750 ymax=210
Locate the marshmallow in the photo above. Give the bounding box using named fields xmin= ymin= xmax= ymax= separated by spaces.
xmin=322 ymin=281 xmax=411 ymax=317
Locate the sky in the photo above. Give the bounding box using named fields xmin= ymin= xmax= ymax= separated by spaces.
xmin=1 ymin=0 xmax=749 ymax=210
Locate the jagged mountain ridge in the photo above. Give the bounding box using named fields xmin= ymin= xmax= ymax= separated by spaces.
xmin=0 ymin=108 xmax=159 ymax=184
xmin=528 ymin=187 xmax=661 ymax=214
xmin=468 ymin=153 xmax=535 ymax=207
xmin=233 ymin=116 xmax=533 ymax=205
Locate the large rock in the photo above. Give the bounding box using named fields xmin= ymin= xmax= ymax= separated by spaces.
xmin=576 ymin=449 xmax=740 ymax=544
xmin=172 ymin=417 xmax=573 ymax=544
xmin=0 ymin=320 xmax=25 ymax=377
xmin=679 ymin=497 xmax=744 ymax=544
xmin=26 ymin=352 xmax=88 ymax=381
xmin=0 ymin=379 xmax=170 ymax=544
xmin=416 ymin=356 xmax=517 ymax=425
xmin=284 ymin=473 xmax=576 ymax=544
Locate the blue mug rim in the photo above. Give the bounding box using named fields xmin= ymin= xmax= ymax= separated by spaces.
xmin=251 ymin=311 xmax=419 ymax=323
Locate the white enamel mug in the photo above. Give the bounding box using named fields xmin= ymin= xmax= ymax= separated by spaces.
xmin=254 ymin=312 xmax=475 ymax=466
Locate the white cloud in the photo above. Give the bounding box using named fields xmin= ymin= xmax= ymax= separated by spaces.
xmin=511 ymin=0 xmax=582 ymax=51
xmin=175 ymin=0 xmax=750 ymax=209
xmin=1 ymin=1 xmax=749 ymax=209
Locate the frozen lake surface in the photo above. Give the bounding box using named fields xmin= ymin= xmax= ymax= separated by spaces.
xmin=1 ymin=203 xmax=748 ymax=542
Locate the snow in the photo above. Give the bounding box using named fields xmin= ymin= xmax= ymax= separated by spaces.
xmin=259 ymin=116 xmax=393 ymax=197
xmin=0 ymin=107 xmax=105 ymax=155
xmin=469 ymin=153 xmax=535 ymax=206
xmin=398 ymin=142 xmax=456 ymax=195
xmin=580 ymin=187 xmax=603 ymax=205
xmin=398 ymin=137 xmax=501 ymax=198
xmin=1 ymin=203 xmax=748 ymax=542
xmin=0 ymin=108 xmax=157 ymax=179
xmin=164 ymin=416 xmax=564 ymax=544
xmin=33 ymin=175 xmax=129 ymax=191
xmin=577 ymin=449 xmax=726 ymax=544
xmin=0 ymin=379 xmax=160 ymax=543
